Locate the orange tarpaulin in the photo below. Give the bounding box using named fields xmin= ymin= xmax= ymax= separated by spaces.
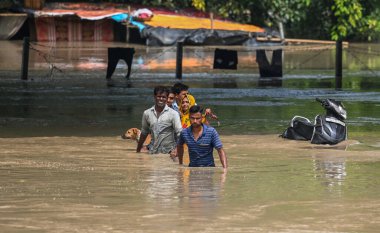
xmin=145 ymin=14 xmax=264 ymax=33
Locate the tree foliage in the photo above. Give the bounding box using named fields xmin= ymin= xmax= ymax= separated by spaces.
xmin=285 ymin=0 xmax=380 ymax=41
xmin=330 ymin=0 xmax=362 ymax=40
xmin=127 ymin=0 xmax=380 ymax=41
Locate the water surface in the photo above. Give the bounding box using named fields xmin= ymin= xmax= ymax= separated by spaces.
xmin=1 ymin=136 xmax=380 ymax=232
xmin=1 ymin=41 xmax=380 ymax=232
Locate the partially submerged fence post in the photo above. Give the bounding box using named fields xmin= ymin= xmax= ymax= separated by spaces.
xmin=21 ymin=37 xmax=30 ymax=80
xmin=335 ymin=40 xmax=343 ymax=89
xmin=175 ymin=42 xmax=183 ymax=79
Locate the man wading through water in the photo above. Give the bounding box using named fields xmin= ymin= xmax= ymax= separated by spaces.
xmin=136 ymin=86 xmax=182 ymax=154
xmin=172 ymin=105 xmax=227 ymax=168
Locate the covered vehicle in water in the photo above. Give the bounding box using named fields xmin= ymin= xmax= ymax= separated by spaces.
xmin=281 ymin=98 xmax=347 ymax=145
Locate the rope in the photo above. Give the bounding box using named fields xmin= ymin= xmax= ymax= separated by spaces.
xmin=346 ymin=49 xmax=378 ymax=76
xmin=30 ymin=42 xmax=100 ymax=49
xmin=29 ymin=42 xmax=180 ymax=79
xmin=192 ymin=50 xmax=215 ymax=68
xmin=348 ymin=46 xmax=380 ymax=57
xmin=29 ymin=42 xmax=84 ymax=62
xmin=28 ymin=43 xmax=64 ymax=78
xmin=283 ymin=47 xmax=331 ymax=76
xmin=128 ymin=46 xmax=177 ymax=78
xmin=30 ymin=42 xmax=373 ymax=79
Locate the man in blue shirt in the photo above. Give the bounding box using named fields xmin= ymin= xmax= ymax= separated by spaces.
xmin=174 ymin=105 xmax=227 ymax=168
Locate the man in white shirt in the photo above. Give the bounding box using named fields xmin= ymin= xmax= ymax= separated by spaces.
xmin=136 ymin=86 xmax=182 ymax=154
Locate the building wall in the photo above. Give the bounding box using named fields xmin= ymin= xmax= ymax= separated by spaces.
xmin=24 ymin=0 xmax=45 ymax=10
xmin=35 ymin=16 xmax=114 ymax=41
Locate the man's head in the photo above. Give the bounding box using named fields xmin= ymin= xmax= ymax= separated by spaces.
xmin=189 ymin=105 xmax=203 ymax=128
xmin=173 ymin=82 xmax=189 ymax=103
xmin=166 ymin=87 xmax=176 ymax=107
xmin=153 ymin=86 xmax=169 ymax=108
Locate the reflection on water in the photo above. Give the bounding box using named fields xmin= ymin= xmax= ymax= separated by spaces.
xmin=2 ymin=78 xmax=380 ymax=137
xmin=2 ymin=41 xmax=380 ymax=82
xmin=1 ymin=136 xmax=380 ymax=232
xmin=313 ymin=156 xmax=347 ymax=196
xmin=177 ymin=168 xmax=225 ymax=212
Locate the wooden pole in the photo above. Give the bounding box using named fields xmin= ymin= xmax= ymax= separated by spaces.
xmin=175 ymin=42 xmax=183 ymax=79
xmin=210 ymin=12 xmax=214 ymax=33
xmin=285 ymin=38 xmax=349 ymax=46
xmin=21 ymin=37 xmax=30 ymax=80
xmin=335 ymin=40 xmax=343 ymax=89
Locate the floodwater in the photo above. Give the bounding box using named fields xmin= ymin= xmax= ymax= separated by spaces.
xmin=1 ymin=41 xmax=380 ymax=232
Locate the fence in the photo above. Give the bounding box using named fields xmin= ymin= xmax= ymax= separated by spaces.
xmin=20 ymin=37 xmax=380 ymax=89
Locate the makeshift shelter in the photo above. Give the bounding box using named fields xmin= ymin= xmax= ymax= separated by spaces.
xmin=0 ymin=13 xmax=28 ymax=40
xmin=27 ymin=3 xmax=128 ymax=41
xmin=135 ymin=12 xmax=268 ymax=46
xmin=0 ymin=0 xmax=27 ymax=40
xmin=18 ymin=2 xmax=277 ymax=45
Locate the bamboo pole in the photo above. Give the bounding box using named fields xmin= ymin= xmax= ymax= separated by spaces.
xmin=285 ymin=38 xmax=349 ymax=46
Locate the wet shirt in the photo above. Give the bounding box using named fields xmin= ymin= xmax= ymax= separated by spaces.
xmin=178 ymin=124 xmax=223 ymax=167
xmin=172 ymin=102 xmax=179 ymax=114
xmin=141 ymin=105 xmax=182 ymax=154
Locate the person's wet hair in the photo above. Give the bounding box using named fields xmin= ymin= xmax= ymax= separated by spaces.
xmin=173 ymin=82 xmax=189 ymax=95
xmin=154 ymin=86 xmax=169 ymax=96
xmin=189 ymin=105 xmax=203 ymax=115
xmin=168 ymin=86 xmax=175 ymax=95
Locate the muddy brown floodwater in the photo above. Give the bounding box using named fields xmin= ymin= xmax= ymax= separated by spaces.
xmin=1 ymin=135 xmax=380 ymax=232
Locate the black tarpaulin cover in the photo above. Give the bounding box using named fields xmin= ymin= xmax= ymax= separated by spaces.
xmin=141 ymin=26 xmax=269 ymax=46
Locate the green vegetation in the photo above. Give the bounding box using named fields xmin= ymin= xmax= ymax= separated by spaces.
xmin=18 ymin=0 xmax=380 ymax=41
xmin=129 ymin=0 xmax=380 ymax=42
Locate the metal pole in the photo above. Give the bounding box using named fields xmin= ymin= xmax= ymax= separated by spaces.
xmin=335 ymin=40 xmax=343 ymax=89
xmin=21 ymin=37 xmax=30 ymax=80
xmin=175 ymin=42 xmax=183 ymax=79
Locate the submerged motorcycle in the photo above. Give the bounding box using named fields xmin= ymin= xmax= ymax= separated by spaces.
xmin=281 ymin=98 xmax=347 ymax=145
